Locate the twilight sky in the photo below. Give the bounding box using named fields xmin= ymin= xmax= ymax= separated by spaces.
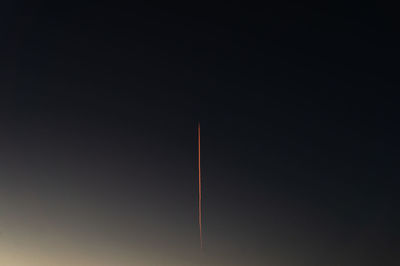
xmin=1 ymin=1 xmax=399 ymax=265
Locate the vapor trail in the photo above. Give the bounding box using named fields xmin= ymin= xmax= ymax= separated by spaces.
xmin=198 ymin=122 xmax=203 ymax=250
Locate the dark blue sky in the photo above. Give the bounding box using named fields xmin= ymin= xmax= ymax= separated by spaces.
xmin=0 ymin=1 xmax=399 ymax=265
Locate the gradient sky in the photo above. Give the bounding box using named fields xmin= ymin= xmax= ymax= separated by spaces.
xmin=1 ymin=1 xmax=399 ymax=265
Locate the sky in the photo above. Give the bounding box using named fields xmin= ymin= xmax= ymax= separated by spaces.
xmin=1 ymin=1 xmax=399 ymax=265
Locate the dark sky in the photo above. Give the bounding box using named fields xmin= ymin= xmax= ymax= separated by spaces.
xmin=1 ymin=1 xmax=399 ymax=265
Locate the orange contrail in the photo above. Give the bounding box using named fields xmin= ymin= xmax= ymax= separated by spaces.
xmin=198 ymin=122 xmax=203 ymax=250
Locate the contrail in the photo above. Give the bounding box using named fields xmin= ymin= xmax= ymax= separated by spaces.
xmin=198 ymin=122 xmax=203 ymax=250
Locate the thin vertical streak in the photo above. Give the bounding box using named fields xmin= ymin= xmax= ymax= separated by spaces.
xmin=198 ymin=122 xmax=203 ymax=249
